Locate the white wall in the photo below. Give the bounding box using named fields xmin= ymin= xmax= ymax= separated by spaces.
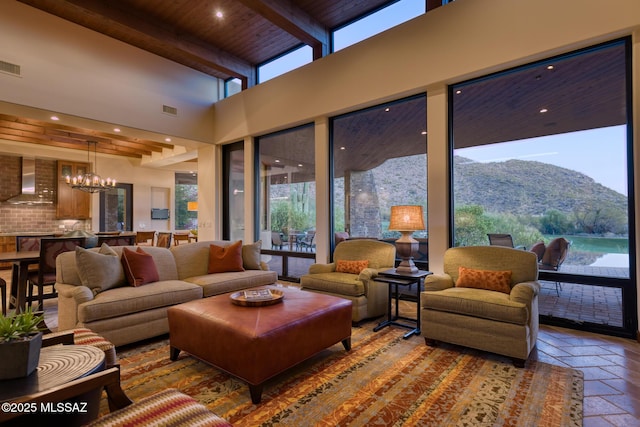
xmin=0 ymin=1 xmax=218 ymax=143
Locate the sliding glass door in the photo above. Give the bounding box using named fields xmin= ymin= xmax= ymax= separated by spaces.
xmin=450 ymin=38 xmax=636 ymax=338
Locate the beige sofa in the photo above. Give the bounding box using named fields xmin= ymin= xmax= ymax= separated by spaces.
xmin=299 ymin=240 xmax=396 ymax=322
xmin=421 ymin=246 xmax=540 ymax=366
xmin=55 ymin=240 xmax=277 ymax=346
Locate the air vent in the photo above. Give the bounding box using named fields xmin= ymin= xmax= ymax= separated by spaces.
xmin=162 ymin=104 xmax=178 ymax=116
xmin=0 ymin=60 xmax=21 ymax=77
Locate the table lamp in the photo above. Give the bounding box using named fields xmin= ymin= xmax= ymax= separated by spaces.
xmin=388 ymin=205 xmax=425 ymax=274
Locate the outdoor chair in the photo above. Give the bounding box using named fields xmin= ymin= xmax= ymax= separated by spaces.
xmin=538 ymin=237 xmax=571 ymax=296
xmin=299 ymin=231 xmax=316 ymax=251
xmin=488 ymin=233 xmax=525 ymax=250
xmin=271 ymin=231 xmax=289 ymax=250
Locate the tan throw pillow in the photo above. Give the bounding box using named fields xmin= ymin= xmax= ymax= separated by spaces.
xmin=75 ymin=244 xmax=125 ymax=294
xmin=456 ymin=266 xmax=512 ymax=294
xmin=208 ymin=240 xmax=245 ymax=274
xmin=242 ymin=240 xmax=262 ymax=270
xmin=121 ymin=247 xmax=160 ymax=287
xmin=336 ymin=260 xmax=369 ymax=274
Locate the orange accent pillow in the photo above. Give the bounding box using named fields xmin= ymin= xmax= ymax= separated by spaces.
xmin=336 ymin=260 xmax=369 ymax=274
xmin=208 ymin=241 xmax=245 ymax=274
xmin=456 ymin=266 xmax=512 ymax=294
xmin=121 ymin=247 xmax=160 ymax=287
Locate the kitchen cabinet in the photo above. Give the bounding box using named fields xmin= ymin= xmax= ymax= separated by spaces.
xmin=57 ymin=161 xmax=91 ymax=219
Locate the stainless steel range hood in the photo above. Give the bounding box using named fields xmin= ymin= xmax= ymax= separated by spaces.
xmin=4 ymin=157 xmax=54 ymax=205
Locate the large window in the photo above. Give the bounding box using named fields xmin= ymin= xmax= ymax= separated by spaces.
xmin=258 ymin=124 xmax=315 ymax=280
xmin=223 ymin=142 xmax=245 ymax=242
xmin=258 ymin=45 xmax=312 ymax=83
xmin=332 ymin=0 xmax=424 ymax=52
xmin=174 ymin=172 xmax=198 ymax=231
xmin=450 ymin=39 xmax=635 ymax=337
xmin=332 ymin=95 xmax=427 ymax=265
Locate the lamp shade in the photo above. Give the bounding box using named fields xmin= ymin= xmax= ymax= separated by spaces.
xmin=187 ymin=201 xmax=198 ymax=212
xmin=388 ymin=205 xmax=425 ymax=231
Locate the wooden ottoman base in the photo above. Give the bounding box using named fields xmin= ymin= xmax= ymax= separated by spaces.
xmin=168 ymin=286 xmax=352 ymax=403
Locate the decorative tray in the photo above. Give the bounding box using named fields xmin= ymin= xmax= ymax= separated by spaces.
xmin=230 ymin=288 xmax=284 ymax=307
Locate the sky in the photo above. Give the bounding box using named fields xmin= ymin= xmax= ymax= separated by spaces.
xmin=457 ymin=125 xmax=628 ymax=196
xmin=258 ymin=0 xmax=425 ymax=82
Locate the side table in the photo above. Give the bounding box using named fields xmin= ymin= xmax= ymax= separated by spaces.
xmin=373 ymin=269 xmax=432 ymax=339
xmin=0 ymin=345 xmax=105 ymax=425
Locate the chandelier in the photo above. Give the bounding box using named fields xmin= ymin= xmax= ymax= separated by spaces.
xmin=66 ymin=141 xmax=116 ymax=193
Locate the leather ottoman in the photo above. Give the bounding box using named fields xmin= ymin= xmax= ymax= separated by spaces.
xmin=167 ymin=285 xmax=352 ymax=403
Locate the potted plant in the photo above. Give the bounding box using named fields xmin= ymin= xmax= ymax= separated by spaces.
xmin=0 ymin=308 xmax=45 ymax=380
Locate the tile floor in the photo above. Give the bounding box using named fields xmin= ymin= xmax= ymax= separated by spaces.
xmin=2 ymin=269 xmax=639 ymax=426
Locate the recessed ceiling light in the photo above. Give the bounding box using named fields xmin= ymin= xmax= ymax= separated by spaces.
xmin=50 ymin=115 xmax=59 ymax=121
xmin=539 ymin=108 xmax=548 ymax=113
xmin=275 ymin=159 xmax=280 ymax=163
xmin=384 ymin=108 xmax=390 ymax=112
xmin=165 ymin=137 xmax=172 ymax=142
xmin=215 ymin=11 xmax=223 ymax=18
xmin=114 ymin=128 xmax=121 ymax=132
xmin=421 ymin=131 xmax=427 ymax=135
xmin=547 ymin=65 xmax=554 ymax=70
xmin=456 ymin=90 xmax=462 ymax=95
xmin=340 ymin=146 xmax=346 ymax=150
xmin=298 ymin=164 xmax=303 ymax=167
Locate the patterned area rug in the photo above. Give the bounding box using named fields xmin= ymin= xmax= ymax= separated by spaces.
xmin=109 ymin=322 xmax=583 ymax=426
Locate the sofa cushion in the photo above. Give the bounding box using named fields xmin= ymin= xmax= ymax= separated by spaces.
xmin=78 ymin=280 xmax=203 ymax=323
xmin=75 ymin=244 xmax=125 ymax=294
xmin=242 ymin=240 xmax=262 ymax=270
xmin=422 ymin=287 xmax=529 ymax=325
xmin=185 ymin=270 xmax=277 ymax=297
xmin=456 ymin=266 xmax=512 ymax=294
xmin=121 ymin=247 xmax=160 ymax=287
xmin=336 ymin=260 xmax=369 ymax=274
xmin=298 ymin=272 xmax=365 ymax=297
xmin=208 ymin=241 xmax=245 ymax=274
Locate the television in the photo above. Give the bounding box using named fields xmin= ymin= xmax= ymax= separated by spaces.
xmin=151 ymin=208 xmax=170 ymax=220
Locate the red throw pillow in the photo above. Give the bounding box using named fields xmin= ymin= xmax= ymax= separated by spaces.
xmin=336 ymin=260 xmax=369 ymax=274
xmin=456 ymin=266 xmax=512 ymax=294
xmin=121 ymin=247 xmax=160 ymax=287
xmin=208 ymin=241 xmax=245 ymax=274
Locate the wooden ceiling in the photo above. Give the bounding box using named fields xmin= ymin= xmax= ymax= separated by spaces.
xmin=0 ymin=113 xmax=174 ymax=158
xmin=18 ymin=0 xmax=398 ymax=85
xmin=4 ymin=0 xmax=399 ymax=160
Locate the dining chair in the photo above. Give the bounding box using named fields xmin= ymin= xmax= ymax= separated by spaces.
xmin=271 ymin=231 xmax=289 ymax=250
xmin=27 ymin=237 xmax=85 ymax=311
xmin=173 ymin=233 xmax=190 ymax=245
xmin=135 ymin=231 xmax=156 ymax=246
xmin=538 ymin=237 xmax=571 ymax=296
xmin=156 ymin=232 xmax=172 ymax=248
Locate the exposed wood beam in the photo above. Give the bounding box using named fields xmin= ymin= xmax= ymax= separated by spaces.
xmin=18 ymin=0 xmax=254 ymax=82
xmin=238 ymin=0 xmax=329 ymax=59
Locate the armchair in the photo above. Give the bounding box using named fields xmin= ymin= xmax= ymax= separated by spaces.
xmin=421 ymin=246 xmax=540 ymax=367
xmin=300 ymin=239 xmax=396 ymax=322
